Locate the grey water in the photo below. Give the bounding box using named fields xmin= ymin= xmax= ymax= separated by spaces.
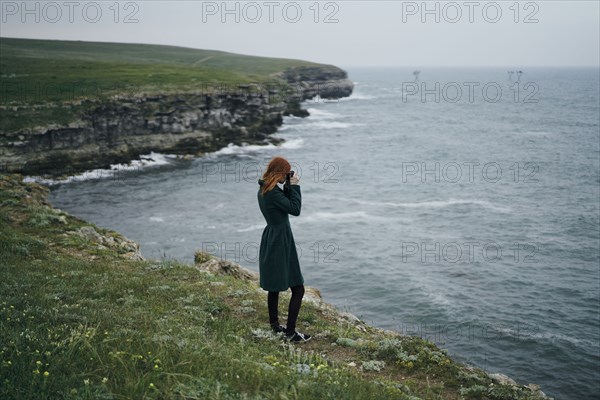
xmin=48 ymin=67 xmax=600 ymax=399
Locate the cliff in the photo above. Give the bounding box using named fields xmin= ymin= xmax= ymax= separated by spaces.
xmin=0 ymin=173 xmax=552 ymax=399
xmin=0 ymin=38 xmax=354 ymax=177
xmin=0 ymin=67 xmax=353 ymax=177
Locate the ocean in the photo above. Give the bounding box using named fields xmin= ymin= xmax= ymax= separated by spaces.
xmin=46 ymin=67 xmax=600 ymax=399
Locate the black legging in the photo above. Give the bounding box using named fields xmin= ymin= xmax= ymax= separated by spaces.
xmin=268 ymin=285 xmax=305 ymax=334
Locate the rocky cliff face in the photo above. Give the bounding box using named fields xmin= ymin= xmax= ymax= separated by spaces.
xmin=0 ymin=66 xmax=353 ymax=177
xmin=273 ymin=64 xmax=354 ymax=100
xmin=273 ymin=65 xmax=354 ymax=117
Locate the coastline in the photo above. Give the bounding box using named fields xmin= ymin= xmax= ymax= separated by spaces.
xmin=0 ymin=74 xmax=350 ymax=178
xmin=0 ymin=38 xmax=353 ymax=178
xmin=0 ymin=38 xmax=559 ymax=399
xmin=0 ymin=173 xmax=552 ymax=399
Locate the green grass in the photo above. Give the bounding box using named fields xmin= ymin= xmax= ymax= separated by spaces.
xmin=0 ymin=174 xmax=549 ymax=400
xmin=0 ymin=37 xmax=331 ymax=132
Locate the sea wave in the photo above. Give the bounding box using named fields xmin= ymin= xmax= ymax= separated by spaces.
xmin=236 ymin=224 xmax=265 ymax=232
xmin=23 ymin=152 xmax=175 ymax=185
xmin=307 ymin=93 xmax=376 ymax=103
xmin=493 ymin=326 xmax=600 ymax=350
xmin=298 ymin=121 xmax=362 ymax=130
xmin=305 ymin=108 xmax=341 ymax=119
xmin=211 ymin=138 xmax=304 ymax=156
xmin=337 ymin=93 xmax=377 ymax=101
xmin=350 ymin=198 xmax=511 ymax=212
xmin=299 ymin=210 xmax=375 ymax=223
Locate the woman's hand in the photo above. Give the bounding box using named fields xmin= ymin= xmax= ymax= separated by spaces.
xmin=290 ymin=174 xmax=300 ymax=185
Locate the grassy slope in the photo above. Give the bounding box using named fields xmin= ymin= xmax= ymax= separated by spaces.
xmin=0 ymin=173 xmax=547 ymax=400
xmin=0 ymin=37 xmax=326 ymax=132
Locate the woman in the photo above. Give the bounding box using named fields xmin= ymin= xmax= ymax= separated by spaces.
xmin=257 ymin=156 xmax=311 ymax=342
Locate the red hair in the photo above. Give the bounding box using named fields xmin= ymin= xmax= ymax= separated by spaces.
xmin=260 ymin=156 xmax=291 ymax=195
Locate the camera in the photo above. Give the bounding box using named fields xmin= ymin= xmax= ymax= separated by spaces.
xmin=284 ymin=170 xmax=295 ymax=194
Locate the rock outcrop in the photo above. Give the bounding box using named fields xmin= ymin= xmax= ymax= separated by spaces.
xmin=195 ymin=250 xmax=322 ymax=306
xmin=272 ymin=65 xmax=354 ymax=100
xmin=0 ymin=65 xmax=353 ymax=177
xmin=69 ymin=225 xmax=144 ymax=261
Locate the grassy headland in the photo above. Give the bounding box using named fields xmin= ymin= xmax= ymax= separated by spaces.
xmin=0 ymin=173 xmax=550 ymax=400
xmin=0 ymin=37 xmax=335 ymax=132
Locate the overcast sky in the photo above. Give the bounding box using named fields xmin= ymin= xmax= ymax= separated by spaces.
xmin=1 ymin=1 xmax=598 ymax=68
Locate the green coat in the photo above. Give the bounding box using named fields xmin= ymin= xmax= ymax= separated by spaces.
xmin=257 ymin=179 xmax=304 ymax=292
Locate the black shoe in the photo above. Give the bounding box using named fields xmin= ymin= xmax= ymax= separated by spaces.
xmin=271 ymin=324 xmax=286 ymax=334
xmin=285 ymin=330 xmax=312 ymax=342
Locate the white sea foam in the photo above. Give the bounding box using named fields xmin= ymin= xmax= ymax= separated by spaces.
xmin=422 ymin=287 xmax=453 ymax=307
xmin=337 ymin=93 xmax=377 ymax=101
xmin=149 ymin=216 xmax=165 ymax=222
xmin=238 ymin=211 xmax=375 ymax=229
xmin=279 ymin=137 xmax=305 ymax=149
xmin=283 ymin=108 xmax=358 ymax=130
xmin=240 ymin=210 xmax=375 ymax=230
xmin=236 ymin=224 xmax=265 ymax=232
xmin=281 ymin=115 xmax=305 ymax=124
xmin=299 ymin=121 xmax=361 ymax=130
xmin=23 ymin=152 xmax=175 ymax=185
xmin=351 ymin=198 xmax=511 ymax=212
xmin=488 ymin=324 xmax=599 ymax=350
xmin=305 ymin=108 xmax=340 ymax=119
xmin=211 ymin=143 xmax=266 ymax=155
xmin=211 ymin=138 xmax=304 ymax=156
xmin=528 ymin=330 xmax=600 ymax=349
xmin=400 ymin=280 xmax=455 ymax=316
xmin=299 ymin=211 xmax=374 ymax=224
xmin=306 ymin=92 xmax=376 ymax=103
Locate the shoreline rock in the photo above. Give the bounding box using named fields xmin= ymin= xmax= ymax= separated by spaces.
xmin=69 ymin=225 xmax=144 ymax=261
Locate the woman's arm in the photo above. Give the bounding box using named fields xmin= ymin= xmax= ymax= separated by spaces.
xmin=271 ymin=185 xmax=301 ymax=216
